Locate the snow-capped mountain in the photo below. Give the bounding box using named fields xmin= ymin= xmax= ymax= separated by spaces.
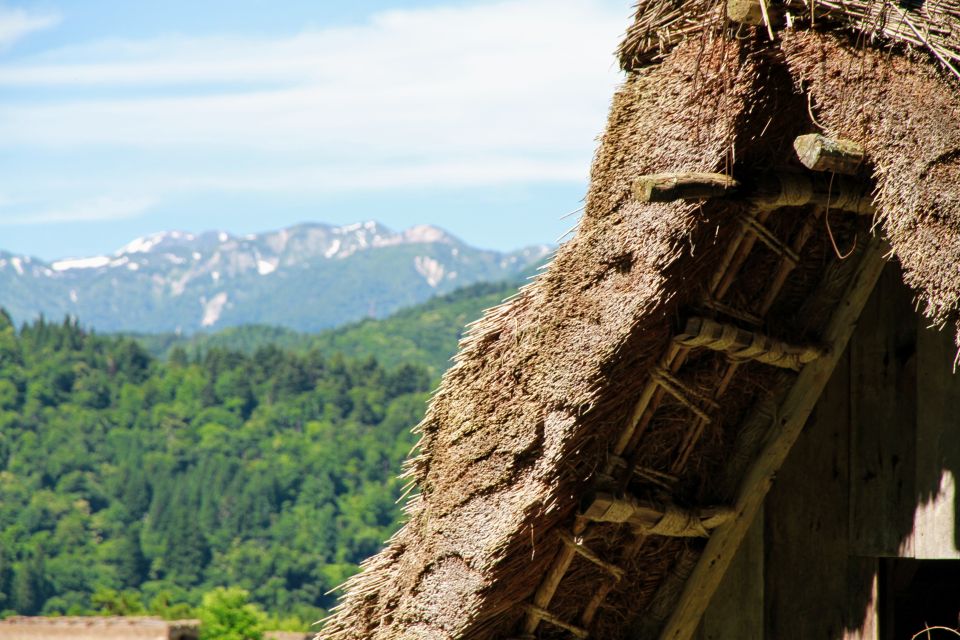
xmin=0 ymin=221 xmax=551 ymax=333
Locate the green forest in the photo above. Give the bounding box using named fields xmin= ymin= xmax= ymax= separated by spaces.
xmin=0 ymin=309 xmax=436 ymax=628
xmin=0 ymin=276 xmax=520 ymax=630
xmin=133 ymin=280 xmax=518 ymax=375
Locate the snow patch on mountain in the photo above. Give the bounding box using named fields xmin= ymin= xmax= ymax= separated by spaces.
xmin=201 ymin=292 xmax=228 ymax=327
xmin=52 ymin=256 xmax=111 ymax=271
xmin=404 ymin=225 xmax=450 ymax=244
xmin=257 ymin=259 xmax=277 ymax=275
xmin=414 ymin=256 xmax=446 ymax=287
xmin=119 ymin=234 xmax=163 ymax=255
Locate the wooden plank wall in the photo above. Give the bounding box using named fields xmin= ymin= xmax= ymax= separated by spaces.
xmin=693 ymin=512 xmax=763 ymax=640
xmin=695 ymin=262 xmax=960 ymax=639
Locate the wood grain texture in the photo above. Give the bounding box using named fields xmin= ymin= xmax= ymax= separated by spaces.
xmin=848 ymin=265 xmax=918 ymax=557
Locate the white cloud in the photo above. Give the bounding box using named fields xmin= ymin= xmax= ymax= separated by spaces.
xmin=0 ymin=0 xmax=628 ymax=223
xmin=0 ymin=196 xmax=155 ymax=225
xmin=0 ymin=7 xmax=60 ymax=50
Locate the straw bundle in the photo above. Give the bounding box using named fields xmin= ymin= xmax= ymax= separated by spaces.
xmin=619 ymin=0 xmax=960 ymax=81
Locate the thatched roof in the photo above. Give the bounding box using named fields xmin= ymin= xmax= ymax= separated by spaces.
xmin=318 ymin=3 xmax=960 ymax=639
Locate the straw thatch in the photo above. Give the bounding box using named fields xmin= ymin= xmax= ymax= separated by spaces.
xmin=620 ymin=0 xmax=960 ymax=79
xmin=318 ymin=3 xmax=960 ymax=639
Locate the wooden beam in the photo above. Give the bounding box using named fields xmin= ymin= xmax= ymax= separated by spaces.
xmin=632 ymin=171 xmax=874 ymax=214
xmin=727 ymin=0 xmax=780 ymax=37
xmin=633 ymin=173 xmax=739 ymax=203
xmin=794 ymin=134 xmax=865 ymax=175
xmin=748 ymin=172 xmax=874 ymax=214
xmin=657 ymin=235 xmax=888 ymax=640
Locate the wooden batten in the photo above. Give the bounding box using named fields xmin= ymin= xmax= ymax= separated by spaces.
xmin=675 ymin=317 xmax=825 ymax=370
xmin=522 ymin=605 xmax=589 ymax=639
xmin=557 ymin=531 xmax=626 ymax=581
xmin=794 ymin=134 xmax=866 ymax=175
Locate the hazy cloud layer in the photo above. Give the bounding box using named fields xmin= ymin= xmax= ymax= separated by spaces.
xmin=1 ymin=0 xmax=626 ymax=226
xmin=0 ymin=6 xmax=59 ymax=50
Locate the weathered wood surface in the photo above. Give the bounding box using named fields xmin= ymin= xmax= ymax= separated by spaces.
xmin=726 ymin=0 xmax=764 ymax=25
xmin=794 ymin=134 xmax=866 ymax=175
xmin=631 ymin=171 xmax=874 ymax=214
xmin=848 ymin=265 xmax=918 ymax=557
xmin=658 ymin=237 xmax=888 ymax=640
xmin=633 ymin=173 xmax=739 ymax=203
xmin=902 ymin=320 xmax=960 ymax=559
xmin=748 ymin=172 xmax=874 ymax=214
xmin=694 ymin=510 xmax=764 ymax=640
xmin=764 ymin=346 xmax=879 ymax=639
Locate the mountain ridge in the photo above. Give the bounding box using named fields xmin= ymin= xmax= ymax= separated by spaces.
xmin=0 ymin=221 xmax=550 ymax=334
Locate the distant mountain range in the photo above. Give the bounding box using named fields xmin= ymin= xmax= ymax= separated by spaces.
xmin=0 ymin=221 xmax=550 ymax=333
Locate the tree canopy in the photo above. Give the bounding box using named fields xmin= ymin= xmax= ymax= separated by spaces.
xmin=0 ymin=314 xmax=432 ymax=626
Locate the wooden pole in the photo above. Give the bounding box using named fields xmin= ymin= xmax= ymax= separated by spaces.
xmin=632 ymin=173 xmax=739 ymax=203
xmin=657 ymin=236 xmax=888 ymax=640
xmin=631 ymin=171 xmax=874 ymax=215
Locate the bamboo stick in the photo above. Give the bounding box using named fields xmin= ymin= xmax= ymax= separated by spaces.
xmin=520 ymin=516 xmax=587 ymax=634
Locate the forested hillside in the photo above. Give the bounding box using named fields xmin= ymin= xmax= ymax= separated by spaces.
xmin=136 ymin=280 xmax=520 ymax=374
xmin=0 ymin=311 xmax=432 ymax=624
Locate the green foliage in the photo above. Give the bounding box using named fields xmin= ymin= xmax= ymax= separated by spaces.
xmin=0 ymin=314 xmax=434 ymax=624
xmin=197 ymin=588 xmax=265 ymax=640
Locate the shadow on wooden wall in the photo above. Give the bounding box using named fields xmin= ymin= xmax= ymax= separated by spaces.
xmin=698 ymin=263 xmax=960 ymax=640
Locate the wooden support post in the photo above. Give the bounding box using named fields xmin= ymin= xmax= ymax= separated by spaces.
xmin=582 ymin=493 xmax=734 ymax=537
xmin=633 ymin=173 xmax=739 ymax=203
xmin=794 ymin=134 xmax=865 ymax=175
xmin=675 ymin=317 xmax=825 ymax=370
xmin=657 ymin=236 xmax=889 ymax=640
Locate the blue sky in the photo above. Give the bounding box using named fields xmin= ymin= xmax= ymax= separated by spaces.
xmin=0 ymin=0 xmax=628 ymax=259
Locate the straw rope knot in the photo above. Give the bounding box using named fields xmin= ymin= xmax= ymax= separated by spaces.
xmin=638 ymin=504 xmax=710 ymax=538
